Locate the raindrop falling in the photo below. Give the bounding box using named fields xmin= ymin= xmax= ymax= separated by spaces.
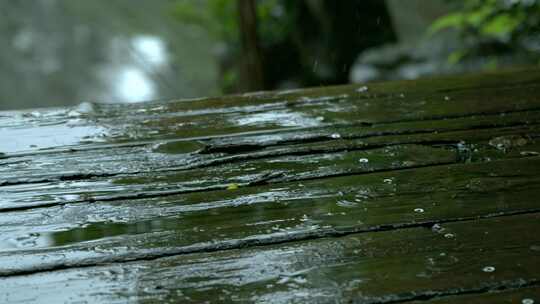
xmin=414 ymin=208 xmax=425 ymax=213
xmin=359 ymin=158 xmax=369 ymax=163
xmin=312 ymin=60 xmax=319 ymax=72
xmin=482 ymin=266 xmax=495 ymax=273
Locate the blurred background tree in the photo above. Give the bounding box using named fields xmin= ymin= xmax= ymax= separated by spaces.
xmin=171 ymin=0 xmax=396 ymax=93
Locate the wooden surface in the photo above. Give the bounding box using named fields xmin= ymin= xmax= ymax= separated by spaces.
xmin=1 ymin=68 xmax=540 ymax=303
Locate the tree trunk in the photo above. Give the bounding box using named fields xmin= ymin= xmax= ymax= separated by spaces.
xmin=237 ymin=0 xmax=264 ymax=92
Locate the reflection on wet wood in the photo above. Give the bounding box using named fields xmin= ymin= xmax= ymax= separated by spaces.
xmin=0 ymin=68 xmax=539 ymax=303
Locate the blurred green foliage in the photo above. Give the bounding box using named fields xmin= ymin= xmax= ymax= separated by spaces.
xmin=171 ymin=0 xmax=293 ymax=50
xmin=171 ymin=0 xmax=238 ymax=42
xmin=429 ymin=0 xmax=540 ymax=64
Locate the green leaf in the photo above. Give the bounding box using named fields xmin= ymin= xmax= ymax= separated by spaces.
xmin=465 ymin=5 xmax=496 ymax=27
xmin=428 ymin=13 xmax=466 ymax=35
xmin=448 ymin=50 xmax=468 ymax=65
xmin=480 ymin=13 xmax=525 ymax=39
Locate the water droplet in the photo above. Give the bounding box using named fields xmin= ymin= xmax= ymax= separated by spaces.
xmin=356 ymin=86 xmax=369 ymax=93
xmin=330 ymin=133 xmax=341 ymax=139
xmin=444 ymin=233 xmax=455 ymax=239
xmin=432 ymin=224 xmax=445 ymax=233
xmin=414 ymin=208 xmax=424 ymax=213
xmin=520 ymin=151 xmax=539 ymax=156
xmin=354 ymin=193 xmax=370 ymax=202
xmin=482 ymin=266 xmax=495 ymax=273
xmin=337 ymin=200 xmax=358 ymax=208
xmin=358 ymin=158 xmax=369 ymax=163
xmin=151 ymin=105 xmax=166 ymax=111
xmin=277 ymin=277 xmax=290 ymax=284
xmin=402 ymin=160 xmax=416 ymax=166
xmin=522 ymin=299 xmax=535 ymax=304
xmin=489 ymin=135 xmax=529 ymax=151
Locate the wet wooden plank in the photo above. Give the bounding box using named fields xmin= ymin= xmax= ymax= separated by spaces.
xmin=1 ymin=155 xmax=539 ymax=277
xmin=0 ymin=143 xmax=457 ymax=211
xmin=0 ymin=68 xmax=539 ymax=302
xmin=2 ymin=107 xmax=539 ymax=180
xmin=1 ymin=213 xmax=539 ymax=303
xmin=1 ymin=115 xmax=539 ymax=211
xmin=1 ymin=68 xmax=539 ymax=155
xmin=415 ymin=286 xmax=540 ymax=304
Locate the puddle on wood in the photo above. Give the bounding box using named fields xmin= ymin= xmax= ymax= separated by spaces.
xmin=152 ymin=140 xmax=205 ymax=154
xmin=0 ymin=123 xmax=108 ymax=153
xmin=232 ymin=110 xmax=324 ymax=128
